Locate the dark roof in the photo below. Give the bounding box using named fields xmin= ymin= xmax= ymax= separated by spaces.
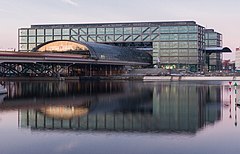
xmin=205 ymin=47 xmax=232 ymax=53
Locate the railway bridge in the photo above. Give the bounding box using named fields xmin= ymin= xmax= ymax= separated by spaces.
xmin=0 ymin=40 xmax=152 ymax=77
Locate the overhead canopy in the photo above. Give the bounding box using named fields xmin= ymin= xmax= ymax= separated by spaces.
xmin=32 ymin=40 xmax=152 ymax=64
xmin=205 ymin=47 xmax=232 ymax=53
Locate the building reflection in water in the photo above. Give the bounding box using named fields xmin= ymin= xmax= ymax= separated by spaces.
xmin=1 ymin=81 xmax=222 ymax=134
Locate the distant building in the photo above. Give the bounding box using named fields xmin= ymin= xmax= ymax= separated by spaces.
xmin=18 ymin=21 xmax=230 ymax=72
xmin=235 ymin=48 xmax=240 ymax=71
xmin=222 ymin=60 xmax=235 ymax=71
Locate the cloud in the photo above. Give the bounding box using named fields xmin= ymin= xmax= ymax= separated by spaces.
xmin=61 ymin=0 xmax=78 ymax=6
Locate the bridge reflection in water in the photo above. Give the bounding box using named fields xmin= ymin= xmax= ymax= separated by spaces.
xmin=11 ymin=81 xmax=222 ymax=134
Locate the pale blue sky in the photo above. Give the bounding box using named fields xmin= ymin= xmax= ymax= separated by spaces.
xmin=0 ymin=0 xmax=239 ymax=59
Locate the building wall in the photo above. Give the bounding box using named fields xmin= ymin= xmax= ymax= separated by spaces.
xmin=204 ymin=29 xmax=223 ymax=71
xmin=19 ymin=21 xmax=215 ymax=71
xmin=235 ymin=48 xmax=240 ymax=71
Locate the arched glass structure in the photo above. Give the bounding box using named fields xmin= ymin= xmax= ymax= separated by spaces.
xmin=32 ymin=40 xmax=152 ymax=64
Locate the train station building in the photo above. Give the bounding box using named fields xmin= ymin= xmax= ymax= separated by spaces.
xmin=18 ymin=21 xmax=231 ymax=72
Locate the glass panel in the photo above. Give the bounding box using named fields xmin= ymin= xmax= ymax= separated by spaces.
xmin=179 ymin=49 xmax=188 ymax=56
xmin=169 ymin=26 xmax=178 ymax=33
xmin=70 ymin=35 xmax=78 ymax=41
xmin=133 ymin=35 xmax=141 ymax=41
xmin=80 ymin=36 xmax=87 ymax=42
xmin=151 ymin=34 xmax=159 ymax=41
xmin=179 ymin=42 xmax=188 ymax=48
xmin=124 ymin=35 xmax=132 ymax=41
xmin=115 ymin=35 xmax=123 ymax=42
xmin=29 ymin=37 xmax=36 ymax=43
xmin=62 ymin=29 xmax=70 ymax=35
xmin=160 ymin=42 xmax=170 ymax=48
xmin=54 ymin=36 xmax=61 ymax=40
xmin=106 ymin=28 xmax=114 ymax=34
xmin=160 ymin=27 xmax=169 ymax=33
xmin=97 ymin=28 xmax=105 ymax=34
xmin=37 ymin=29 xmax=44 ymax=36
xmin=124 ymin=27 xmax=132 ymax=35
xmin=179 ymin=34 xmax=188 ymax=40
xmin=169 ymin=42 xmax=178 ymax=48
xmin=45 ymin=29 xmax=53 ymax=35
xmin=19 ymin=44 xmax=27 ymax=51
xmin=178 ymin=26 xmax=188 ymax=33
xmin=133 ymin=27 xmax=141 ymax=34
xmin=169 ymin=34 xmax=178 ymax=40
xmin=151 ymin=27 xmax=159 ymax=33
xmin=189 ymin=41 xmax=198 ymax=48
xmin=188 ymin=26 xmax=197 ymax=32
xmin=45 ymin=36 xmax=53 ymax=42
xmin=170 ymin=49 xmax=178 ymax=56
xmin=97 ymin=35 xmax=105 ymax=42
xmin=160 ymin=34 xmax=170 ymax=40
xmin=71 ymin=28 xmax=79 ymax=35
xmin=29 ymin=29 xmax=36 ymax=36
xmin=160 ymin=50 xmax=170 ymax=56
xmin=142 ymin=35 xmax=150 ymax=41
xmin=209 ymin=40 xmax=217 ymax=46
xmin=209 ymin=33 xmax=217 ymax=39
xmin=20 ymin=37 xmax=27 ymax=43
xmin=88 ymin=36 xmax=96 ymax=42
xmin=88 ymin=28 xmax=96 ymax=35
xmin=189 ymin=49 xmax=198 ymax=56
xmin=29 ymin=44 xmax=36 ymax=51
xmin=37 ymin=37 xmax=44 ymax=43
xmin=142 ymin=27 xmax=150 ymax=33
xmin=62 ymin=36 xmax=70 ymax=40
xmin=106 ymin=35 xmax=114 ymax=42
xmin=189 ymin=34 xmax=197 ymax=40
xmin=115 ymin=28 xmax=123 ymax=35
xmin=179 ymin=57 xmax=188 ymax=63
xmin=19 ymin=29 xmax=27 ymax=36
xmin=80 ymin=28 xmax=87 ymax=35
xmin=54 ymin=29 xmax=61 ymax=35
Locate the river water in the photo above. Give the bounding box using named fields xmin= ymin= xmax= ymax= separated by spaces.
xmin=0 ymin=80 xmax=239 ymax=154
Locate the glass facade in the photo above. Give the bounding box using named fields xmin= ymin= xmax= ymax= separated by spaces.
xmin=204 ymin=29 xmax=222 ymax=71
xmin=18 ymin=21 xmax=220 ymax=71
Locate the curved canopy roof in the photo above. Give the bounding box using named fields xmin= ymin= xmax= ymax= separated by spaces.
xmin=205 ymin=47 xmax=232 ymax=53
xmin=32 ymin=40 xmax=152 ymax=64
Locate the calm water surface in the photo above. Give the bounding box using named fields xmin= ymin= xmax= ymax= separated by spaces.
xmin=0 ymin=81 xmax=240 ymax=154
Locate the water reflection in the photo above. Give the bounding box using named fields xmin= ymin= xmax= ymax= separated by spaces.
xmin=0 ymin=81 xmax=222 ymax=134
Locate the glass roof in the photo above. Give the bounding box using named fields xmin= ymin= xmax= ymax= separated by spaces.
xmin=32 ymin=40 xmax=152 ymax=64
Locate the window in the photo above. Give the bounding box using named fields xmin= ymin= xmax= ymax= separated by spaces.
xmin=20 ymin=37 xmax=27 ymax=43
xmin=115 ymin=28 xmax=123 ymax=35
xmin=37 ymin=37 xmax=44 ymax=43
xmin=97 ymin=28 xmax=105 ymax=34
xmin=29 ymin=37 xmax=36 ymax=43
xmin=62 ymin=29 xmax=70 ymax=35
xmin=37 ymin=29 xmax=44 ymax=36
xmin=54 ymin=29 xmax=61 ymax=35
xmin=88 ymin=28 xmax=96 ymax=35
xmin=29 ymin=29 xmax=36 ymax=36
xmin=45 ymin=29 xmax=53 ymax=35
xmin=124 ymin=27 xmax=132 ymax=34
xmin=169 ymin=26 xmax=178 ymax=33
xmin=106 ymin=28 xmax=114 ymax=34
xmin=160 ymin=26 xmax=169 ymax=33
xmin=179 ymin=26 xmax=188 ymax=33
xmin=19 ymin=29 xmax=27 ymax=36
xmin=133 ymin=27 xmax=141 ymax=34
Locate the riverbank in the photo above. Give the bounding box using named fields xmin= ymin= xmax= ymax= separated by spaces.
xmin=0 ymin=75 xmax=240 ymax=81
xmin=143 ymin=76 xmax=240 ymax=81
